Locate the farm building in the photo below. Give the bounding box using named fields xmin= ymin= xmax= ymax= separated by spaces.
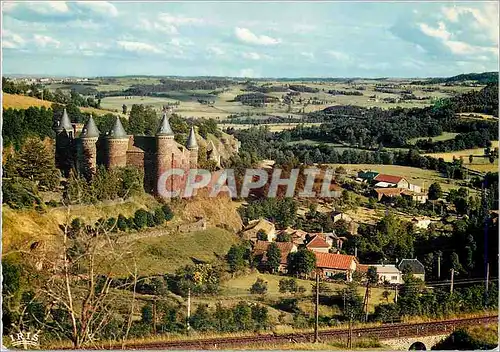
xmin=253 ymin=241 xmax=297 ymax=273
xmin=242 ymin=218 xmax=276 ymax=242
xmin=305 ymin=234 xmax=331 ymax=253
xmin=398 ymin=259 xmax=425 ymax=281
xmin=314 ymin=252 xmax=358 ymax=281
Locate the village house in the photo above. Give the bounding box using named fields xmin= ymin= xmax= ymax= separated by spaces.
xmin=242 ymin=218 xmax=276 ymax=242
xmin=398 ymin=259 xmax=425 ymax=281
xmin=371 ymin=264 xmax=403 ymax=284
xmin=373 ymin=174 xmax=410 ymax=189
xmin=305 ymin=234 xmax=331 ymax=253
xmin=314 ymin=252 xmax=358 ymax=281
xmin=401 ymin=190 xmax=428 ymax=204
xmin=252 ymin=240 xmax=297 ymax=273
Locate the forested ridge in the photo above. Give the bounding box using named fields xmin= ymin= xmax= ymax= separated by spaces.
xmin=279 ymin=84 xmax=499 ymax=151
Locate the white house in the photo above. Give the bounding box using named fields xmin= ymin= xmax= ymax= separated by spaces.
xmin=372 ymin=264 xmax=402 ymax=284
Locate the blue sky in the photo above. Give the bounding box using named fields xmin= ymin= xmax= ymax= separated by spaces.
xmin=2 ymin=1 xmax=498 ymax=78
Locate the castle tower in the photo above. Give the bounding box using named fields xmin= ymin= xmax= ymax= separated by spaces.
xmin=186 ymin=126 xmax=198 ymax=168
xmin=79 ymin=114 xmax=100 ymax=177
xmin=53 ymin=108 xmax=75 ymax=176
xmin=106 ymin=117 xmax=129 ymax=168
xmin=156 ymin=113 xmax=176 ymax=195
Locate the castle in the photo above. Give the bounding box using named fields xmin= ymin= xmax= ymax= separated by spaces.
xmin=53 ymin=108 xmax=201 ymax=195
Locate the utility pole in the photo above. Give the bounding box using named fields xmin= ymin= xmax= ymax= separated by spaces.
xmin=437 ymin=254 xmax=441 ymax=280
xmin=394 ymin=285 xmax=398 ymax=303
xmin=314 ymin=272 xmax=320 ymax=343
xmin=354 ymin=246 xmax=358 ymax=258
xmin=187 ymin=288 xmax=191 ymax=334
xmin=450 ymin=269 xmax=454 ymax=294
xmin=347 ymin=313 xmax=353 ymax=349
xmin=153 ymin=299 xmax=157 ymax=334
xmin=485 ymin=262 xmax=490 ymax=293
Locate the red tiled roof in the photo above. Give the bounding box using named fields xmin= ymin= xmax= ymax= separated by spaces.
xmin=374 ymin=174 xmax=404 ymax=184
xmin=306 ymin=234 xmax=330 ymax=249
xmin=254 ymin=241 xmax=296 ymax=264
xmin=315 ymin=252 xmax=356 ymax=270
xmin=375 ymin=188 xmax=404 ymax=196
xmin=356 ymin=264 xmax=369 ymax=273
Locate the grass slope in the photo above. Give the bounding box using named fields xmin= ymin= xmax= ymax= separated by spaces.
xmin=220 ymin=272 xmax=393 ymax=312
xmin=119 ymin=227 xmax=240 ymax=275
xmin=2 ymin=92 xmax=120 ymax=116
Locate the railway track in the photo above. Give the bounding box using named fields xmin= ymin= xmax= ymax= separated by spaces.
xmin=114 ymin=315 xmax=497 ymax=350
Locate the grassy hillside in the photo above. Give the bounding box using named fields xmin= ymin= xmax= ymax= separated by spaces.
xmin=118 ymin=227 xmax=240 ymax=275
xmin=2 ymin=194 xmax=160 ymax=254
xmin=2 ymin=92 xmax=119 ymax=116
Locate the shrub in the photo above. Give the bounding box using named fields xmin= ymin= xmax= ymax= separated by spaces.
xmin=134 ymin=209 xmax=149 ymax=228
xmin=2 ymin=178 xmax=42 ymax=209
xmin=153 ymin=208 xmax=165 ymax=226
xmin=161 ymin=204 xmax=174 ymax=221
xmin=147 ymin=212 xmax=155 ymax=227
xmin=106 ymin=217 xmax=117 ymax=232
xmin=117 ymin=214 xmax=128 ymax=231
xmin=249 ymin=278 xmax=268 ymax=295
xmin=256 ymin=230 xmax=268 ymax=241
xmin=47 ymin=199 xmax=58 ymax=207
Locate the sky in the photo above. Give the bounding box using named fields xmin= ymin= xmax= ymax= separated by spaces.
xmin=1 ymin=1 xmax=499 ymax=78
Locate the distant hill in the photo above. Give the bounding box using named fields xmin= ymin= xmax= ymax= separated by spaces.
xmin=422 ymin=72 xmax=498 ymax=85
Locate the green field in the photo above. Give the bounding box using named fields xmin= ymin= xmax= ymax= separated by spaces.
xmin=408 ymin=132 xmax=459 ymax=145
xmin=77 ymin=77 xmax=482 ymax=121
xmin=327 ymin=163 xmax=467 ymax=192
xmin=114 ymin=227 xmax=240 ymax=275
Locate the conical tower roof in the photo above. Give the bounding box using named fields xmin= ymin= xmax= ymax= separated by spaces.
xmin=186 ymin=126 xmax=198 ymax=149
xmin=108 ymin=117 xmax=128 ymax=139
xmin=81 ymin=115 xmax=100 ymax=138
xmin=57 ymin=108 xmax=73 ymax=132
xmin=156 ymin=113 xmax=174 ymax=136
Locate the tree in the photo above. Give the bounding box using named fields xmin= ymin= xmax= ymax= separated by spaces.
xmin=226 ymin=245 xmax=246 ymax=273
xmin=266 ymin=243 xmax=281 ymax=273
xmin=249 ymin=278 xmax=268 ymax=295
xmin=381 ymin=290 xmax=391 ymax=303
xmin=33 ymin=210 xmax=140 ymax=348
xmin=339 ymin=282 xmax=364 ymax=321
xmin=469 ymin=155 xmax=473 ymax=164
xmin=276 ymin=232 xmax=291 ymax=242
xmin=428 ymin=182 xmax=443 ymax=200
xmin=4 ymin=137 xmax=60 ymax=191
xmin=122 ymin=104 xmax=128 ymax=114
xmin=256 ymin=229 xmax=267 ymax=241
xmin=287 ymin=249 xmax=316 ymax=277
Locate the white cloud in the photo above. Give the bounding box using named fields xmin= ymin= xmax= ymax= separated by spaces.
xmin=441 ymin=4 xmax=498 ymax=44
xmin=117 ymin=40 xmax=162 ymax=54
xmin=34 ymin=34 xmax=60 ymax=48
xmin=158 ymin=13 xmax=204 ymax=26
xmin=138 ymin=18 xmax=178 ymax=35
xmin=75 ymin=1 xmax=118 ymax=17
xmin=242 ymin=52 xmax=261 ymax=60
xmin=2 ymin=30 xmax=26 ymax=49
xmin=326 ymin=50 xmax=350 ymax=61
xmin=419 ymin=22 xmax=450 ymax=41
xmin=3 ymin=1 xmax=69 ymax=14
xmin=235 ymin=27 xmax=281 ymax=45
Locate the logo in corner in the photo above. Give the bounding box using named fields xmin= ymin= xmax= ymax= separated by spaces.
xmin=9 ymin=331 xmax=40 ymax=349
